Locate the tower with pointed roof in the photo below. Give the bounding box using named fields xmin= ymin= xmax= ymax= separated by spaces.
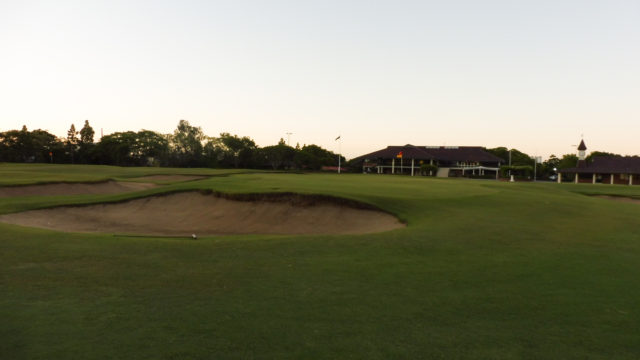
xmin=577 ymin=139 xmax=587 ymax=168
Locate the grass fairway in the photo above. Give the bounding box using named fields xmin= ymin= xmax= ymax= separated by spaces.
xmin=1 ymin=164 xmax=640 ymax=359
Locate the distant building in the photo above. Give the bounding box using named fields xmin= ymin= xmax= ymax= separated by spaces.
xmin=558 ymin=140 xmax=640 ymax=185
xmin=352 ymin=144 xmax=503 ymax=178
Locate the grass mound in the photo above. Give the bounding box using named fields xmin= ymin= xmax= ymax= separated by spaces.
xmin=0 ymin=180 xmax=156 ymax=197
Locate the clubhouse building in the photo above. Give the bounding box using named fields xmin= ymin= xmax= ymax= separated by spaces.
xmin=559 ymin=140 xmax=640 ymax=185
xmin=352 ymin=145 xmax=504 ymax=178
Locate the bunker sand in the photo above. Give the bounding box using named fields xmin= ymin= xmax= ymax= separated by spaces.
xmin=0 ymin=181 xmax=156 ymax=198
xmin=595 ymin=195 xmax=640 ymax=204
xmin=131 ymin=175 xmax=207 ymax=182
xmin=0 ymin=192 xmax=405 ymax=236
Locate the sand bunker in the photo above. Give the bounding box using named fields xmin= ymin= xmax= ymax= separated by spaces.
xmin=0 ymin=192 xmax=405 ymax=236
xmin=0 ymin=181 xmax=156 ymax=198
xmin=595 ymin=195 xmax=640 ymax=204
xmin=131 ymin=175 xmax=206 ymax=182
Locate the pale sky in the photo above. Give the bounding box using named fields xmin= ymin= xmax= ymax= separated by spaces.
xmin=1 ymin=0 xmax=638 ymax=159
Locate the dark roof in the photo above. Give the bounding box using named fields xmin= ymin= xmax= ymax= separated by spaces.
xmin=354 ymin=145 xmax=503 ymax=163
xmin=577 ymin=140 xmax=587 ymax=151
xmin=421 ymin=146 xmax=504 ymax=162
xmin=560 ymin=156 xmax=640 ymax=174
xmin=356 ymin=145 xmax=434 ymax=161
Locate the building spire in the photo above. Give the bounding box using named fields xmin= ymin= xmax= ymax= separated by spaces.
xmin=577 ymin=139 xmax=587 ymax=151
xmin=577 ymin=138 xmax=587 ymax=167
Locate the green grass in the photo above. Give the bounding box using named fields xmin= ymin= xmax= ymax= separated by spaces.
xmin=0 ymin=163 xmax=252 ymax=185
xmin=1 ymin=164 xmax=640 ymax=359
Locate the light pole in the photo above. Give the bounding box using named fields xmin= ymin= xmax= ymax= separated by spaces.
xmin=533 ymin=156 xmax=541 ymax=182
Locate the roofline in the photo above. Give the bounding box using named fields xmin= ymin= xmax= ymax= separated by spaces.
xmin=559 ymin=168 xmax=640 ymax=175
xmin=352 ymin=145 xmax=504 ymax=162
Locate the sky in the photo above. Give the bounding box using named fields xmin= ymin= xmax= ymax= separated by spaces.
xmin=1 ymin=0 xmax=638 ymax=159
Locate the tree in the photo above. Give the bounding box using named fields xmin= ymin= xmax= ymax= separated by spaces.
xmin=93 ymin=131 xmax=136 ymax=165
xmin=295 ymin=144 xmax=343 ymax=170
xmin=133 ymin=130 xmax=170 ymax=166
xmin=486 ymin=147 xmax=532 ymax=166
xmin=586 ymin=151 xmax=619 ymax=163
xmin=219 ymin=133 xmax=258 ymax=168
xmin=93 ymin=130 xmax=169 ymax=166
xmin=66 ymin=124 xmax=79 ymax=163
xmin=77 ymin=120 xmax=96 ymax=163
xmin=66 ymin=124 xmax=78 ymax=145
xmin=0 ymin=130 xmax=25 ymax=162
xmin=538 ymin=154 xmax=561 ymax=179
xmin=544 ymin=154 xmax=560 ymax=170
xmin=79 ymin=120 xmax=94 ymax=144
xmin=261 ymin=139 xmax=296 ymax=170
xmin=557 ymin=154 xmax=579 ymax=169
xmin=171 ymin=120 xmax=205 ymax=167
xmin=0 ymin=128 xmax=64 ymax=163
xmin=203 ymin=137 xmax=225 ymax=168
xmin=31 ymin=129 xmax=64 ymax=163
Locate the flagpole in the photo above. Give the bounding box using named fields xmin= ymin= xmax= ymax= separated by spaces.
xmin=335 ymin=135 xmax=341 ymax=174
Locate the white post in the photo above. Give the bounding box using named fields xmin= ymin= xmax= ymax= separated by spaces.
xmin=592 ymin=174 xmax=596 ymax=184
xmin=610 ymin=174 xmax=614 ymax=185
xmin=630 ymin=174 xmax=633 ymax=186
xmin=392 ymin=158 xmax=395 ymax=174
xmin=557 ymin=173 xmax=562 ymax=183
xmin=411 ymin=158 xmax=415 ymax=176
xmin=574 ymin=173 xmax=578 ymax=184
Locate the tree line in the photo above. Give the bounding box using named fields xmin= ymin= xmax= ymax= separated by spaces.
xmin=1 ymin=121 xmax=620 ymax=174
xmin=0 ymin=120 xmax=345 ymax=170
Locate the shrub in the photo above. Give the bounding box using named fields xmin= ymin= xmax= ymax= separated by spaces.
xmin=500 ymin=165 xmax=533 ymax=179
xmin=420 ymin=164 xmax=438 ymax=176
